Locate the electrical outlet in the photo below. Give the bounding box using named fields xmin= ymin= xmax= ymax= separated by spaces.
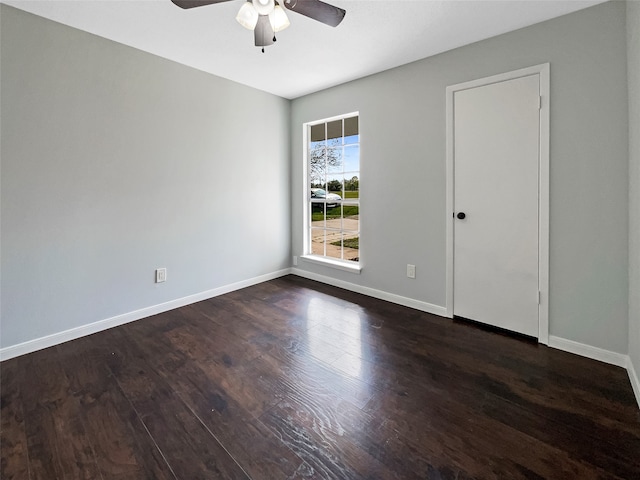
xmin=293 ymin=256 xmax=298 ymax=266
xmin=155 ymin=268 xmax=167 ymax=283
xmin=407 ymin=264 xmax=416 ymax=279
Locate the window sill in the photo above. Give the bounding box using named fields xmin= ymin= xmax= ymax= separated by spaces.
xmin=300 ymin=255 xmax=362 ymax=274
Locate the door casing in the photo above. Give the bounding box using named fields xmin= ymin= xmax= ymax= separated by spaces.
xmin=445 ymin=64 xmax=550 ymax=344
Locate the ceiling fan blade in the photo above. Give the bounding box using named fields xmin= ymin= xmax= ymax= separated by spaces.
xmin=283 ymin=0 xmax=345 ymax=27
xmin=255 ymin=15 xmax=275 ymax=47
xmin=171 ymin=0 xmax=234 ymax=9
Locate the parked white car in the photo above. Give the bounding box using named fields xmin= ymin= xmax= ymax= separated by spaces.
xmin=311 ymin=188 xmax=341 ymax=208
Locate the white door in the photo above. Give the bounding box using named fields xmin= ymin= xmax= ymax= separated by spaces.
xmin=453 ymin=74 xmax=540 ymax=337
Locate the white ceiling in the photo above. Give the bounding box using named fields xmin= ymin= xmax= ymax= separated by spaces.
xmin=3 ymin=0 xmax=606 ymax=99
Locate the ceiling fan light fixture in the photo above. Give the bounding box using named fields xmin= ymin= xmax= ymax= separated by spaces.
xmin=269 ymin=4 xmax=290 ymax=33
xmin=236 ymin=1 xmax=259 ymax=30
xmin=252 ymin=0 xmax=275 ymax=16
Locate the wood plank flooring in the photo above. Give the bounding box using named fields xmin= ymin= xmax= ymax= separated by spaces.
xmin=2 ymin=275 xmax=640 ymax=479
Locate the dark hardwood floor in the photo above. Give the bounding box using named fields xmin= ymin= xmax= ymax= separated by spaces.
xmin=2 ymin=275 xmax=640 ymax=479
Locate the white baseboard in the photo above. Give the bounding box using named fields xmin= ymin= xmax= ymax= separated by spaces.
xmin=548 ymin=335 xmax=628 ymax=368
xmin=0 ymin=268 xmax=291 ymax=361
xmin=627 ymin=357 xmax=640 ymax=409
xmin=290 ymin=268 xmax=448 ymax=317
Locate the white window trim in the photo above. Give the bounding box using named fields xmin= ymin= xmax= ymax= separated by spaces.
xmin=300 ymin=254 xmax=362 ymax=273
xmin=302 ymin=111 xmax=361 ymax=272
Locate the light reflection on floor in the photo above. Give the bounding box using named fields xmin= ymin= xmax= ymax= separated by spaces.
xmin=306 ymin=297 xmax=363 ymax=378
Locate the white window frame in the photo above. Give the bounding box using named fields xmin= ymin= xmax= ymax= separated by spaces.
xmin=302 ymin=112 xmax=361 ymax=273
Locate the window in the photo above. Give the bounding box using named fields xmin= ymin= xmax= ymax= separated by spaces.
xmin=306 ymin=113 xmax=360 ymax=266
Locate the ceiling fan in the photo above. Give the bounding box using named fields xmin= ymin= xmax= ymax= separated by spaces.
xmin=171 ymin=0 xmax=346 ymax=51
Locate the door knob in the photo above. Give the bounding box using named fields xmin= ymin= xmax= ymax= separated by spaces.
xmin=457 ymin=212 xmax=466 ymax=220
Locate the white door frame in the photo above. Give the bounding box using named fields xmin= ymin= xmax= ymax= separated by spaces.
xmin=445 ymin=63 xmax=550 ymax=344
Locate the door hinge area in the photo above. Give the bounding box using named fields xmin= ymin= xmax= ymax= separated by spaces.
xmin=538 ymin=96 xmax=542 ymax=110
xmin=538 ymin=291 xmax=541 ymax=305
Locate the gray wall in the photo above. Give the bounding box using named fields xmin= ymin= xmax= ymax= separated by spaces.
xmin=291 ymin=1 xmax=629 ymax=354
xmin=2 ymin=1 xmax=633 ymax=360
xmin=1 ymin=5 xmax=291 ymax=349
xmin=628 ymin=0 xmax=640 ymax=377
